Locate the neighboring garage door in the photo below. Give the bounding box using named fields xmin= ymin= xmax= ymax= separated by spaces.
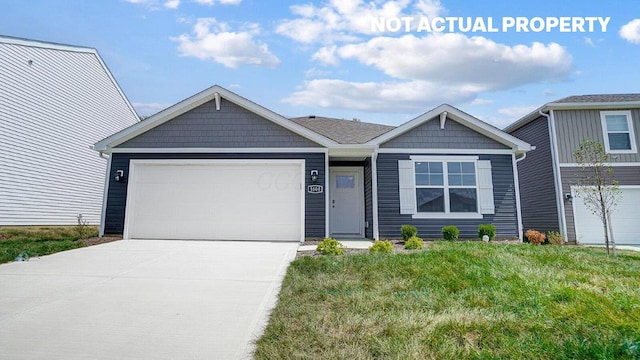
xmin=573 ymin=186 xmax=640 ymax=245
xmin=124 ymin=160 xmax=304 ymax=241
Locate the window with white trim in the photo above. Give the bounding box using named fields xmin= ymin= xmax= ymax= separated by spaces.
xmin=600 ymin=111 xmax=637 ymax=153
xmin=398 ymin=156 xmax=494 ymax=218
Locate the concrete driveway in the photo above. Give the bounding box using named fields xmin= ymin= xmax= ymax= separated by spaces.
xmin=0 ymin=240 xmax=298 ymax=359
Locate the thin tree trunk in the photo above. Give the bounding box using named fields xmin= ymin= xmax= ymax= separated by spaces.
xmin=608 ymin=213 xmax=617 ymax=257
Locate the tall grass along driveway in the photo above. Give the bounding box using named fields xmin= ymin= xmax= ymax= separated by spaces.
xmin=0 ymin=226 xmax=99 ymax=264
xmin=255 ymin=242 xmax=640 ymax=359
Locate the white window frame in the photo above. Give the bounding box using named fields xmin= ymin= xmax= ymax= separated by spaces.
xmin=600 ymin=110 xmax=637 ymax=154
xmin=410 ymin=155 xmax=482 ymax=219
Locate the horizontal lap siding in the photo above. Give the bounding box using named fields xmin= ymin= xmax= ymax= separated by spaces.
xmin=105 ymin=153 xmax=326 ymax=238
xmin=377 ymin=153 xmax=518 ymax=238
xmin=561 ymin=166 xmax=640 ymax=242
xmin=509 ymin=116 xmax=560 ymax=233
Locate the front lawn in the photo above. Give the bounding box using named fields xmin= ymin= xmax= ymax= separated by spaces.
xmin=0 ymin=226 xmax=98 ymax=264
xmin=255 ymin=242 xmax=640 ymax=359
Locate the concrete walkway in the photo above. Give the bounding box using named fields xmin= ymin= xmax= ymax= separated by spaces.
xmin=0 ymin=240 xmax=298 ymax=360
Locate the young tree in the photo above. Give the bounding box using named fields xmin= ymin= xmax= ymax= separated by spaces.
xmin=573 ymin=139 xmax=621 ymax=255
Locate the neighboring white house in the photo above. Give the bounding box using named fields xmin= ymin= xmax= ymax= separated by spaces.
xmin=0 ymin=36 xmax=139 ymax=225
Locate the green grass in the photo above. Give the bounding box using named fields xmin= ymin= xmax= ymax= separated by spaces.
xmin=0 ymin=226 xmax=98 ymax=264
xmin=255 ymin=242 xmax=640 ymax=359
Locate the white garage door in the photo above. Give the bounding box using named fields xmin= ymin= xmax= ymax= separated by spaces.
xmin=573 ymin=187 xmax=640 ymax=245
xmin=124 ymin=160 xmax=304 ymax=241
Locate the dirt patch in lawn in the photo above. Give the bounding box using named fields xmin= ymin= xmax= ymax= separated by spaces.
xmin=80 ymin=236 xmax=122 ymax=247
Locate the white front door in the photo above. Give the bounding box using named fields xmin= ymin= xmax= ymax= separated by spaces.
xmin=330 ymin=167 xmax=365 ymax=237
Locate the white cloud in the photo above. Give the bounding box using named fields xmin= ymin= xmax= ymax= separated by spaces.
xmin=304 ymin=67 xmax=332 ymax=78
xmin=164 ymin=0 xmax=180 ymax=9
xmin=132 ymin=102 xmax=172 ymax=116
xmin=284 ymin=79 xmax=477 ymax=112
xmin=195 ymin=0 xmax=242 ymax=5
xmin=470 ymin=98 xmax=493 ymax=106
xmin=311 ymin=46 xmax=339 ymax=65
xmin=497 ymin=105 xmax=537 ymax=118
xmin=584 ymin=37 xmax=595 ymax=47
xmin=276 ymin=0 xmax=444 ymax=44
xmin=337 ymin=34 xmax=572 ymax=89
xmin=620 ymin=19 xmax=640 ymax=44
xmin=172 ymin=18 xmax=280 ymax=68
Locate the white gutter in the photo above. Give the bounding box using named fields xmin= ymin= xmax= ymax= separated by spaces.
xmin=512 ymin=153 xmax=524 ymax=242
xmin=98 ymin=151 xmax=112 ymax=237
xmin=540 ymin=109 xmax=568 ymax=238
xmin=371 ymin=148 xmax=380 ymax=240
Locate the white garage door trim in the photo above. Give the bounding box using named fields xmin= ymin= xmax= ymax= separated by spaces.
xmin=123 ymin=159 xmax=305 ymax=242
xmin=571 ymin=185 xmax=640 ymax=245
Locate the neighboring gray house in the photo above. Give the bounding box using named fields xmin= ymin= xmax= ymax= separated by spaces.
xmin=93 ymin=85 xmax=531 ymax=241
xmin=505 ymin=95 xmax=640 ymax=245
xmin=0 ymin=36 xmax=139 ymax=225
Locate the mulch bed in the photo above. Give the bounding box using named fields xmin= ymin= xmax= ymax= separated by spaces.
xmin=296 ymin=238 xmax=521 ymax=259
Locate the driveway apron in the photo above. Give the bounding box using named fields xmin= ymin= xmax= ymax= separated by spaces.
xmin=0 ymin=240 xmax=298 ymax=359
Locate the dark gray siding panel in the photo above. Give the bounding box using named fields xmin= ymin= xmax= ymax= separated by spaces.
xmin=509 ymin=116 xmax=560 ymax=233
xmin=561 ymin=166 xmax=640 ymax=242
xmin=364 ymin=158 xmax=373 ymax=239
xmin=117 ymin=98 xmax=321 ymax=148
xmin=104 ymin=153 xmax=326 ymax=238
xmin=380 ymin=117 xmax=509 ymax=149
xmin=377 ymin=153 xmax=518 ymax=238
xmin=555 ymin=109 xmax=640 ymax=163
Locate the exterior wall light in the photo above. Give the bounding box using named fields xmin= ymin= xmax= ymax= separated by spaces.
xmin=114 ymin=170 xmax=125 ymax=182
xmin=310 ymin=169 xmax=319 ymax=183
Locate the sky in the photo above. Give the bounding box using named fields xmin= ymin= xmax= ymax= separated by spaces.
xmin=2 ymin=0 xmax=640 ymax=128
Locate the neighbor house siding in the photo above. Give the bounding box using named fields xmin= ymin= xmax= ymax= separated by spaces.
xmin=104 ymin=153 xmax=326 ymax=238
xmin=554 ymin=109 xmax=640 ymax=163
xmin=561 ymin=166 xmax=640 ymax=242
xmin=376 ymin=153 xmax=518 ymax=238
xmin=0 ymin=39 xmax=138 ymax=225
xmin=509 ymin=116 xmax=560 ymax=233
xmin=380 ymin=117 xmax=509 ymax=149
xmin=364 ymin=158 xmax=373 ymax=239
xmin=117 ymin=98 xmax=321 ymax=148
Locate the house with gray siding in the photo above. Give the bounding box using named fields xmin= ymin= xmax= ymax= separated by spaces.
xmin=0 ymin=36 xmax=139 ymax=226
xmin=505 ymin=94 xmax=640 ymax=245
xmin=94 ymin=85 xmax=531 ymax=242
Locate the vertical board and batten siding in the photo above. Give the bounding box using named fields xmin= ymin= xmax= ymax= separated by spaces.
xmin=0 ymin=40 xmax=138 ymax=225
xmin=364 ymin=158 xmax=373 ymax=238
xmin=117 ymin=98 xmax=321 ymax=148
xmin=508 ymin=116 xmax=560 ymax=233
xmin=104 ymin=153 xmax=326 ymax=238
xmin=376 ymin=153 xmax=518 ymax=238
xmin=554 ymin=109 xmax=640 ymax=163
xmin=380 ymin=117 xmax=509 ymax=149
xmin=561 ymin=166 xmax=640 ymax=242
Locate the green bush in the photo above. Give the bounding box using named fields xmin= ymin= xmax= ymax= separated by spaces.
xmin=441 ymin=226 xmax=460 ymax=241
xmin=369 ymin=240 xmax=394 ymax=254
xmin=404 ymin=236 xmax=424 ymax=250
xmin=316 ymin=238 xmax=345 ymax=255
xmin=546 ymin=231 xmax=564 ymax=245
xmin=400 ymin=224 xmax=418 ymax=241
xmin=477 ymin=224 xmax=497 ymax=241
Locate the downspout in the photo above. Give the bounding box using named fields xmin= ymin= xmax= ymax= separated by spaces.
xmin=540 ymin=109 xmax=568 ymax=240
xmin=512 ymin=152 xmax=526 ymax=242
xmin=371 ymin=147 xmax=380 ymax=240
xmin=98 ymin=151 xmax=112 ymax=237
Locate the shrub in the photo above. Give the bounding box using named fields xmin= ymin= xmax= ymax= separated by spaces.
xmin=525 ymin=229 xmax=545 ymax=245
xmin=404 ymin=236 xmax=423 ymax=250
xmin=477 ymin=224 xmax=497 ymax=241
xmin=369 ymin=240 xmax=393 ymax=254
xmin=546 ymin=231 xmax=564 ymax=245
xmin=400 ymin=224 xmax=418 ymax=241
xmin=441 ymin=226 xmax=460 ymax=241
xmin=316 ymin=238 xmax=345 ymax=255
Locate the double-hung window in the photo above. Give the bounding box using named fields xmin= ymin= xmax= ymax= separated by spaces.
xmin=399 ymin=156 xmax=493 ymax=219
xmin=600 ymin=111 xmax=637 ymax=153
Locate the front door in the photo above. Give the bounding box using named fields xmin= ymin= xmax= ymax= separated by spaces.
xmin=330 ymin=167 xmax=365 ymax=237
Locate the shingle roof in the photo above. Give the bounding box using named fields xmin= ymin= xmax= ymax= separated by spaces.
xmin=289 ymin=116 xmax=395 ymax=144
xmin=552 ymin=94 xmax=640 ymax=103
